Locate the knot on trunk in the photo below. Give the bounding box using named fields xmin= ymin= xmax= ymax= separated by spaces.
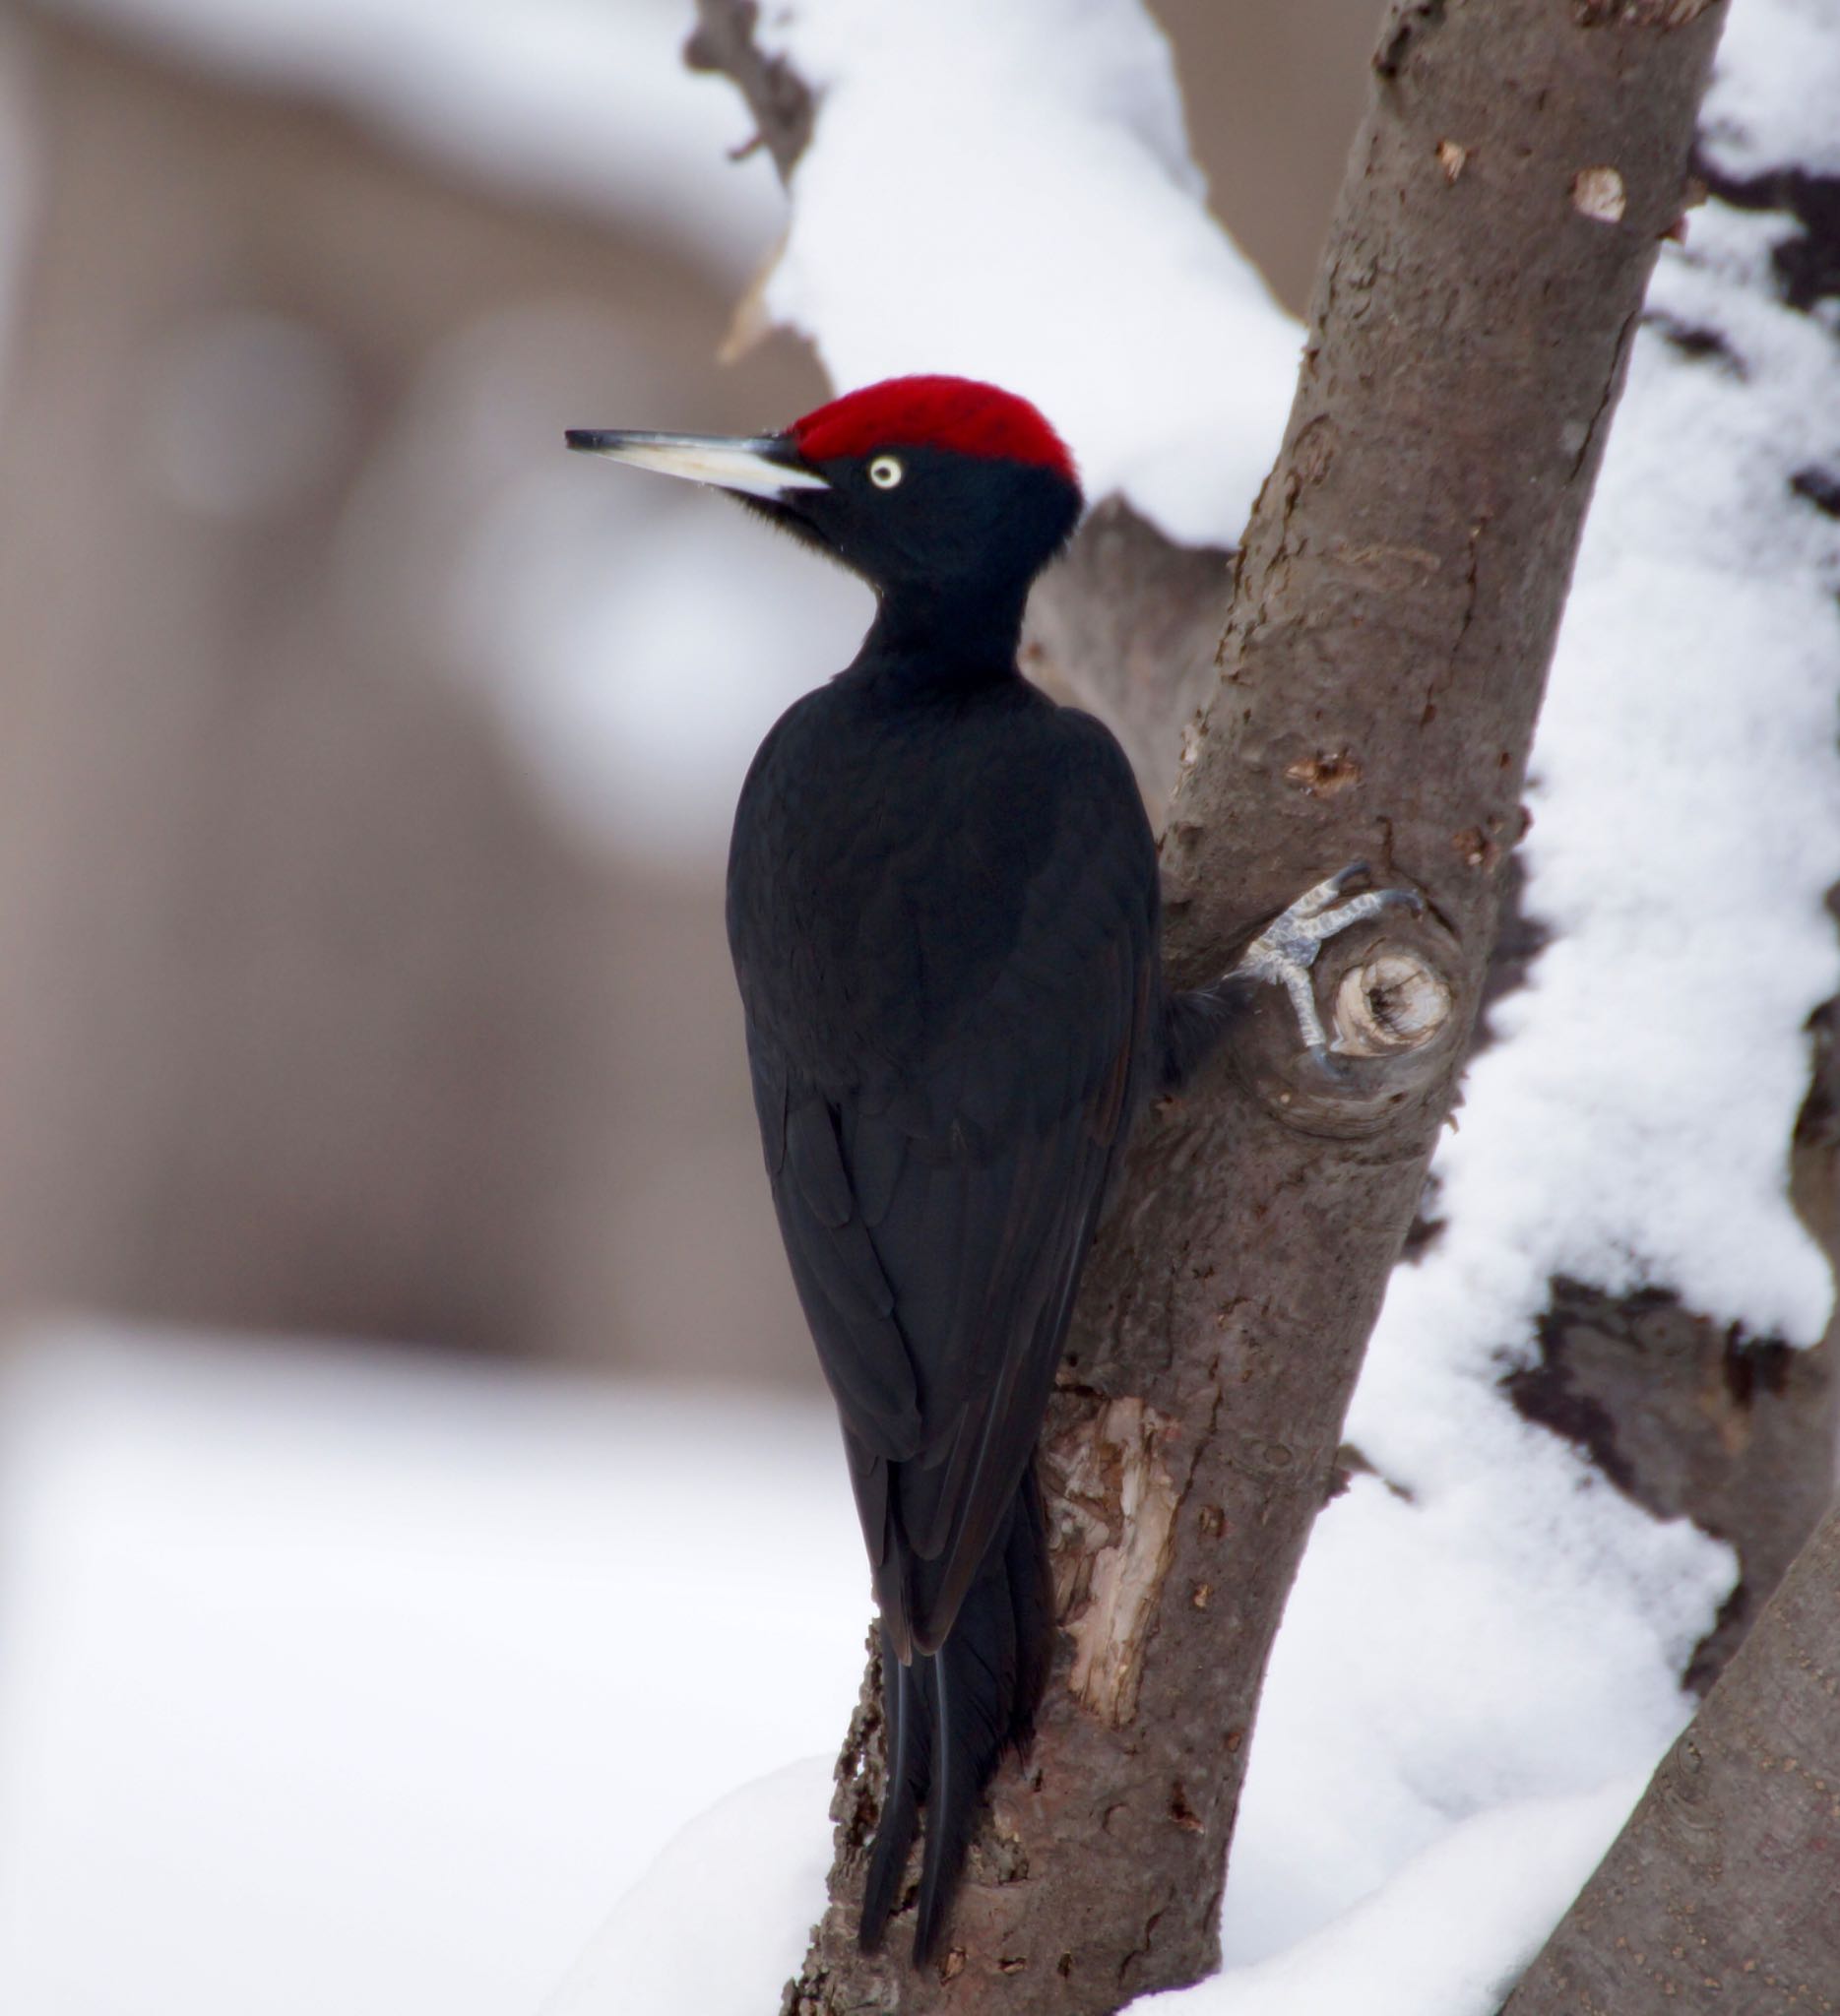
xmin=1239 ymin=915 xmax=1462 ymax=1138
xmin=1332 ymin=948 xmax=1454 ymax=1056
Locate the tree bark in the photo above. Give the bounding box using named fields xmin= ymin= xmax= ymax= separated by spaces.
xmin=1500 ymin=1499 xmax=1840 ymax=2015
xmin=694 ymin=2 xmax=1728 ymax=2007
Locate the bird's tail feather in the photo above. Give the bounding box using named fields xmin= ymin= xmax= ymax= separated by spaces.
xmin=858 ymin=1470 xmax=1051 ymax=1964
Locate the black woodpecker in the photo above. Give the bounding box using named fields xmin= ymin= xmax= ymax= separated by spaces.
xmin=566 ymin=375 xmax=1413 ymax=1964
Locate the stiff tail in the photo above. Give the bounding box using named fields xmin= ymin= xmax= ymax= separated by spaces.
xmin=858 ymin=1470 xmax=1052 ymax=1964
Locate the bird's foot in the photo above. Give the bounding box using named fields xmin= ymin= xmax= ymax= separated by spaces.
xmin=1230 ymin=862 xmax=1424 ymax=1072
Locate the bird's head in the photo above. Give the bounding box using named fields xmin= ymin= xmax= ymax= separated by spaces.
xmin=567 ymin=375 xmax=1083 ymax=641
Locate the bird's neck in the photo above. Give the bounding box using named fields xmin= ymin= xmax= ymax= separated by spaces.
xmin=863 ymin=580 xmax=1032 ymax=683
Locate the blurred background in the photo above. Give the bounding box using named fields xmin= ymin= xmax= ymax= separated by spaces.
xmin=0 ymin=2 xmax=1377 ymax=2010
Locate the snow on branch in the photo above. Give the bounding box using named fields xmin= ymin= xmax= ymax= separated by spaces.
xmin=729 ymin=0 xmax=1302 ymax=546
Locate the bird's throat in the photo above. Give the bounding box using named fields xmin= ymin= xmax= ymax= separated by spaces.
xmin=865 ymin=582 xmax=1033 ymax=684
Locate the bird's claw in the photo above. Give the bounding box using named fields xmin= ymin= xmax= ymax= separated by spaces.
xmin=1289 ymin=859 xmax=1370 ymax=918
xmin=1229 ymin=863 xmax=1423 ymax=1066
xmin=1302 ymin=1039 xmax=1352 ymax=1084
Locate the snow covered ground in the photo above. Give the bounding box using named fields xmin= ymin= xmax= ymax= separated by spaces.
xmin=0 ymin=1329 xmax=1695 ymax=2016
xmin=0 ymin=1329 xmax=865 ymax=2016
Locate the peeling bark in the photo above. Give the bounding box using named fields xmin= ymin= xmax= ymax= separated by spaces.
xmin=1044 ymin=1396 xmax=1183 ymax=1729
xmin=698 ymin=0 xmax=1731 ymax=2007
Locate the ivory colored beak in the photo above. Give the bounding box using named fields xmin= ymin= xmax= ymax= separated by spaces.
xmin=563 ymin=429 xmax=829 ymax=497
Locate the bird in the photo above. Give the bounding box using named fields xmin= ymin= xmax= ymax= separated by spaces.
xmin=566 ymin=375 xmax=1412 ymax=1964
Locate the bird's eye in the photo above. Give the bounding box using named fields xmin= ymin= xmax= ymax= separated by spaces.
xmin=868 ymin=455 xmax=904 ymax=490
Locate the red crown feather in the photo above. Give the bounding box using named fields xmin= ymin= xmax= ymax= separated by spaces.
xmin=791 ymin=375 xmax=1078 ymax=484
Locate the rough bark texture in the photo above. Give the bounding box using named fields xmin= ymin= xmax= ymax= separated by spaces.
xmin=1023 ymin=9 xmax=1722 ymax=2005
xmin=695 ymin=1 xmax=1728 ymax=2007
xmin=1500 ymin=1500 xmax=1840 ymax=2015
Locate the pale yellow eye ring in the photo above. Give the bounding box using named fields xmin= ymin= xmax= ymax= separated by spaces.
xmin=868 ymin=455 xmax=904 ymax=489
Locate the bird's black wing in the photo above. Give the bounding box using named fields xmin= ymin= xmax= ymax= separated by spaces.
xmin=745 ymin=713 xmax=1158 ymax=1659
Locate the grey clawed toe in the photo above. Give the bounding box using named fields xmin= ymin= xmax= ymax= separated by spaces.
xmin=1229 ymin=862 xmax=1423 ymax=1069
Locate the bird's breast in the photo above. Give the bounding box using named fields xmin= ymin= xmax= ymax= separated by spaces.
xmin=727 ymin=686 xmax=1062 ymax=1082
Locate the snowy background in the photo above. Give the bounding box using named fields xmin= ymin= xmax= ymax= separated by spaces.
xmin=0 ymin=1 xmax=1834 ymax=2014
xmin=0 ymin=1328 xmax=865 ymax=2015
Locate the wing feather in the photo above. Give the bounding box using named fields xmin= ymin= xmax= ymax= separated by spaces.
xmin=745 ymin=708 xmax=1159 ymax=1655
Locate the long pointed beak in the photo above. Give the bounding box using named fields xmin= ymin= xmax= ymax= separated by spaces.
xmin=563 ymin=429 xmax=828 ymax=498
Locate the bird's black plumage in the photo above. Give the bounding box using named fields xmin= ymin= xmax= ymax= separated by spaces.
xmin=730 ymin=648 xmax=1160 ymax=1635
xmin=722 ymin=387 xmax=1174 ymax=1962
xmin=568 ymin=376 xmax=1239 ymax=1965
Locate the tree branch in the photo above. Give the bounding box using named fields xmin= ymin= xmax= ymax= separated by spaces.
xmin=684 ymin=0 xmax=814 ymax=178
xmin=692 ymin=1 xmax=1728 ymax=2007
xmin=1500 ymin=1498 xmax=1840 ymax=2013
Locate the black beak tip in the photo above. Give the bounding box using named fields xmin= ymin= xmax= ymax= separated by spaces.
xmin=564 ymin=429 xmax=602 ymax=453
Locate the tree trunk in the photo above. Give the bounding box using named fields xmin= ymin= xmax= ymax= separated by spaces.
xmin=695 ymin=1 xmax=1729 ymax=2007
xmin=1500 ymin=1498 xmax=1840 ymax=2015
